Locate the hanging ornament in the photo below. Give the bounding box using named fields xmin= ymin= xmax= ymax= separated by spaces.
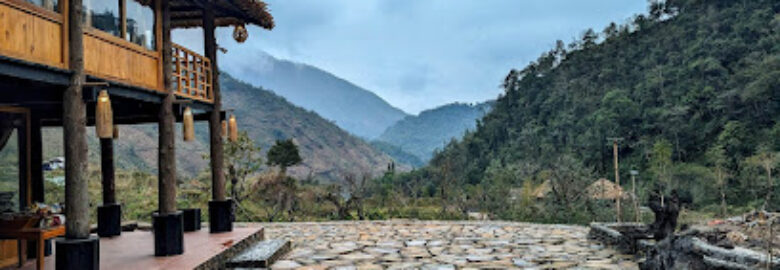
xmin=182 ymin=107 xmax=194 ymax=142
xmin=233 ymin=24 xmax=249 ymax=43
xmin=112 ymin=125 xmax=119 ymax=139
xmin=95 ymin=90 xmax=113 ymax=139
xmin=228 ymin=114 xmax=238 ymax=142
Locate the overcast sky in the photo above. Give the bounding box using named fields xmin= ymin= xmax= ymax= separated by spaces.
xmin=176 ymin=0 xmax=647 ymax=114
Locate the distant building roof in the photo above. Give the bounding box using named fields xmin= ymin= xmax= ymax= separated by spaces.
xmin=586 ymin=178 xmax=631 ymax=200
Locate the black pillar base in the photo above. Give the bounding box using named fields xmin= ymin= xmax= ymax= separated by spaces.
xmin=97 ymin=203 xmax=122 ymax=237
xmin=208 ymin=200 xmax=233 ymax=233
xmin=182 ymin=208 xmax=201 ymax=232
xmin=55 ymin=236 xmax=99 ymax=270
xmin=152 ymin=212 xmax=184 ymax=256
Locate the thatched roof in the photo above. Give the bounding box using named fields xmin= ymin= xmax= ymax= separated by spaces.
xmin=135 ymin=0 xmax=274 ymax=29
xmin=533 ymin=180 xmax=551 ymax=199
xmin=586 ymin=178 xmax=630 ymax=200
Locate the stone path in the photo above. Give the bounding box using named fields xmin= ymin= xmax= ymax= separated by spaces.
xmin=259 ymin=220 xmax=638 ymax=269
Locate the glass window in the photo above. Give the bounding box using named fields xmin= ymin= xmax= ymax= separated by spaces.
xmin=84 ymin=0 xmax=121 ymax=37
xmin=25 ymin=0 xmax=59 ymax=12
xmin=126 ymin=0 xmax=156 ymax=50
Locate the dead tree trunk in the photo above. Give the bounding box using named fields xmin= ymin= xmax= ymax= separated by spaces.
xmin=63 ymin=0 xmax=90 ymax=239
xmin=203 ymin=4 xmax=226 ymax=202
xmin=158 ymin=0 xmax=176 ymax=215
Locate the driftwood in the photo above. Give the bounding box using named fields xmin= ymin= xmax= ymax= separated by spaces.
xmin=639 ymin=231 xmax=779 ymax=270
xmin=648 ymin=189 xmax=680 ymax=240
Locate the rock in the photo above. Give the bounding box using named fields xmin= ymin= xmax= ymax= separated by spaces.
xmin=421 ymin=263 xmax=456 ymax=270
xmin=269 ymin=260 xmax=302 ymax=269
xmin=465 ymin=255 xmax=495 ymax=262
xmin=512 ymin=258 xmax=535 ymax=267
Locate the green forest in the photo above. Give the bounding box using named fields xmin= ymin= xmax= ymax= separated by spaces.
xmin=383 ymin=0 xmax=780 ymax=223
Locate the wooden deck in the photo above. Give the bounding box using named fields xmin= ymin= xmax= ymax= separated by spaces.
xmin=11 ymin=226 xmax=264 ymax=270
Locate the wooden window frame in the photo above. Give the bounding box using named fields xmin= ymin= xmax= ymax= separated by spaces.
xmin=3 ymin=0 xmax=62 ymax=22
xmin=83 ymin=0 xmax=158 ymax=53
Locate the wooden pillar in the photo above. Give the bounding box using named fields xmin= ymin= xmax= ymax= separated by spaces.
xmin=203 ymin=3 xmax=226 ymax=201
xmin=30 ymin=113 xmax=43 ymax=203
xmin=158 ymin=0 xmax=176 ymax=215
xmin=63 ymin=0 xmax=90 ymax=239
xmin=613 ymin=139 xmax=621 ymax=223
xmin=100 ymin=139 xmax=115 ymax=204
xmin=17 ymin=117 xmax=29 ymax=210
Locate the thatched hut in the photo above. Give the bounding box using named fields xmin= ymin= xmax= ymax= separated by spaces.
xmin=587 ymin=178 xmax=631 ymax=200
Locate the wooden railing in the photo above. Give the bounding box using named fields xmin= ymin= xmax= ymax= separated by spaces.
xmin=172 ymin=43 xmax=213 ymax=103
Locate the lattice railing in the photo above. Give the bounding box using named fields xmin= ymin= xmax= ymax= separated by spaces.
xmin=172 ymin=43 xmax=213 ymax=102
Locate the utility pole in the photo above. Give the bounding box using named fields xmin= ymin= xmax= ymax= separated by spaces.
xmin=608 ymin=137 xmax=624 ymax=222
xmin=631 ymin=170 xmax=639 ymax=223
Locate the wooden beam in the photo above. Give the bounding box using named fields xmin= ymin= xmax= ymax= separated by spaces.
xmin=203 ymin=2 xmax=226 ymax=202
xmin=158 ymin=0 xmax=177 ymax=215
xmin=100 ymin=138 xmax=116 ymax=204
xmin=29 ymin=113 xmax=44 ymax=203
xmin=120 ymin=0 xmax=127 ymax=39
xmin=63 ymin=0 xmax=90 ymax=239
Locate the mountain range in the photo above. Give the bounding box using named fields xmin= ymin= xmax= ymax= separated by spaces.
xmin=375 ymin=101 xmax=493 ymax=163
xmin=221 ymin=51 xmax=409 ymax=139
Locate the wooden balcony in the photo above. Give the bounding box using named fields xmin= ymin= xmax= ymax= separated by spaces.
xmin=172 ymin=44 xmax=213 ymax=103
xmin=0 ymin=0 xmax=214 ymax=104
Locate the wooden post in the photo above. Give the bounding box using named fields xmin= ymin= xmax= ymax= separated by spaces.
xmin=158 ymin=0 xmax=177 ymax=215
xmin=17 ymin=117 xmax=29 ymax=210
xmin=30 ymin=114 xmax=44 ymax=203
xmin=631 ymin=171 xmax=639 ymax=222
xmin=203 ymin=4 xmax=226 ymax=201
xmin=613 ymin=139 xmax=621 ymax=222
xmin=63 ymin=0 xmax=90 ymax=239
xmin=100 ymin=138 xmax=115 ymax=204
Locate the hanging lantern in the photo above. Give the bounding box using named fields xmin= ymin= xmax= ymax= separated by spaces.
xmin=182 ymin=107 xmax=194 ymax=142
xmin=233 ymin=24 xmax=249 ymax=43
xmin=112 ymin=125 xmax=119 ymax=139
xmin=228 ymin=114 xmax=238 ymax=142
xmin=95 ymin=90 xmax=113 ymax=139
xmin=221 ymin=120 xmax=227 ymax=138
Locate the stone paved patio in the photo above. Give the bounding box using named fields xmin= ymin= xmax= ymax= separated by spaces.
xmin=260 ymin=220 xmax=639 ymax=269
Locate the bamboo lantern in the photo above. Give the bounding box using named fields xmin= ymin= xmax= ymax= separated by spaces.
xmin=233 ymin=24 xmax=248 ymax=43
xmin=182 ymin=107 xmax=194 ymax=142
xmin=228 ymin=114 xmax=238 ymax=142
xmin=221 ymin=120 xmax=227 ymax=138
xmin=95 ymin=90 xmax=113 ymax=139
xmin=112 ymin=125 xmax=119 ymax=139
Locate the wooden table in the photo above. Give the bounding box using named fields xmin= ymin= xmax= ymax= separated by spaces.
xmin=0 ymin=225 xmax=65 ymax=270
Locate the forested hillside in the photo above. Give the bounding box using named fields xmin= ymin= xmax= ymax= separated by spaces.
xmin=418 ymin=0 xmax=779 ymax=221
xmin=377 ymin=101 xmax=493 ymax=163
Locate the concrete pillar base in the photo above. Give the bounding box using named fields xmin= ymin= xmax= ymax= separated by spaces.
xmin=182 ymin=208 xmax=201 ymax=232
xmin=152 ymin=211 xmax=184 ymax=256
xmin=97 ymin=203 xmax=121 ymax=237
xmin=55 ymin=236 xmax=99 ymax=270
xmin=208 ymin=199 xmax=233 ymax=233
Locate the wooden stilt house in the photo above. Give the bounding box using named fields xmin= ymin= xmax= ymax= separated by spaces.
xmin=0 ymin=0 xmax=273 ymax=268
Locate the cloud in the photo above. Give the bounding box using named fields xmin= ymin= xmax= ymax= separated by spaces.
xmin=175 ymin=0 xmax=647 ymax=114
